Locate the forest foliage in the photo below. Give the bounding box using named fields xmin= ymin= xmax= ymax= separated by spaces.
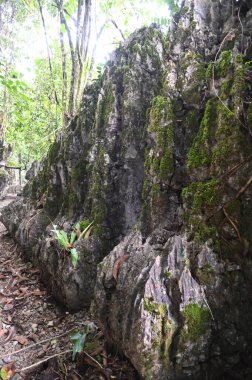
xmin=0 ymin=0 xmax=179 ymax=169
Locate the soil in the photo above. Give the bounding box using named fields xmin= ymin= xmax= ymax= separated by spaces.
xmin=0 ymin=198 xmax=139 ymax=380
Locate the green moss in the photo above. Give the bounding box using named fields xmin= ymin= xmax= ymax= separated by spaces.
xmin=166 ymin=271 xmax=172 ymax=278
xmin=206 ymin=51 xmax=233 ymax=81
xmin=182 ymin=179 xmax=220 ymax=215
xmin=131 ymin=43 xmax=142 ymax=55
xmin=141 ymin=97 xmax=175 ymax=229
xmin=245 ymin=60 xmax=252 ymax=70
xmin=205 ymin=62 xmax=214 ymax=81
xmin=144 ymin=298 xmax=159 ymax=314
xmin=79 ymin=219 xmax=92 ymax=232
xmin=71 ymin=157 xmax=86 ymax=182
xmin=182 ymin=179 xmax=221 ymax=241
xmin=190 ymin=20 xmax=197 ymax=29
xmin=196 ymin=62 xmax=206 ymax=81
xmin=181 ymin=303 xmax=211 ymax=342
xmin=187 ymin=98 xmax=216 ymax=170
xmin=211 ymin=101 xmax=249 ymax=174
xmin=159 ymin=151 xmax=173 ymax=180
xmin=236 ymin=54 xmax=243 ymax=64
xmin=186 ymin=109 xmax=199 ymax=128
xmin=68 ymin=192 xmax=78 ymax=206
xmin=96 ymin=84 xmax=114 ymax=134
xmin=215 ymin=50 xmax=232 ymax=78
xmin=93 ymin=209 xmax=106 ymax=224
xmin=143 ymin=298 xmax=172 ymax=360
xmin=184 ymin=48 xmax=252 ymax=252
xmin=47 ymin=140 xmax=61 ymax=165
xmin=149 ymin=96 xmax=174 ymax=181
xmin=232 ymin=65 xmax=246 ymax=95
xmin=220 ymin=79 xmax=233 ymax=100
xmin=151 ymin=182 xmax=160 ymax=198
xmin=180 ymin=5 xmax=189 ymax=15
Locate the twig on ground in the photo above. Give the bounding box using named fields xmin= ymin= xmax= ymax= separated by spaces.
xmin=18 ymin=349 xmax=72 ymax=372
xmin=0 ymin=328 xmax=75 ymax=359
xmin=84 ymin=350 xmax=103 ymax=369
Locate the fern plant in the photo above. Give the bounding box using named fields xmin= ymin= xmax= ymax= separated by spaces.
xmin=51 ymin=220 xmax=93 ymax=268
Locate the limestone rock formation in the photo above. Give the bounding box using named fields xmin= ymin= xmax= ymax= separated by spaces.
xmin=2 ymin=0 xmax=252 ymax=378
xmin=1 ymin=26 xmax=165 ymax=309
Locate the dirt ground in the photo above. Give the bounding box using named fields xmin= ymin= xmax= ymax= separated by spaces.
xmin=0 ymin=198 xmax=139 ymax=380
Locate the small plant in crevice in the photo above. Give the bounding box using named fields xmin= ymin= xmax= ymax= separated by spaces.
xmin=51 ymin=220 xmax=94 ymax=268
xmin=69 ymin=322 xmax=98 ymax=360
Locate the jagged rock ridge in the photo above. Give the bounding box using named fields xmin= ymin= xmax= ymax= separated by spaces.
xmin=2 ymin=0 xmax=252 ymax=379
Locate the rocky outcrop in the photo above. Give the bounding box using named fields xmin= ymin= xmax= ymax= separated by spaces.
xmin=1 ymin=26 xmax=165 ymax=309
xmin=2 ymin=0 xmax=252 ymax=378
xmin=92 ymin=1 xmax=252 ymax=378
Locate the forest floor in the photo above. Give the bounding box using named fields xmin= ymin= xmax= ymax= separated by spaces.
xmin=0 ymin=198 xmax=138 ymax=380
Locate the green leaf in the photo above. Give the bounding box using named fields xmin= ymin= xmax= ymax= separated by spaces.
xmin=0 ymin=367 xmax=7 ymax=380
xmin=70 ymin=248 xmax=78 ymax=268
xmin=51 ymin=227 xmax=69 ymax=250
xmin=78 ymin=220 xmax=94 ymax=240
xmin=70 ymin=230 xmax=76 ymax=245
xmin=70 ymin=331 xmax=87 ymax=360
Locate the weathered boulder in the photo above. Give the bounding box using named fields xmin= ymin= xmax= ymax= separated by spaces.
xmin=93 ymin=0 xmax=252 ymax=379
xmin=94 ymin=231 xmax=248 ymax=379
xmin=1 ymin=26 xmax=165 ymax=309
xmin=1 ymin=0 xmax=252 ymax=378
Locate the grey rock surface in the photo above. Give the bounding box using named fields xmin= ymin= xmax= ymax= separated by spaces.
xmin=1 ymin=0 xmax=252 ymax=378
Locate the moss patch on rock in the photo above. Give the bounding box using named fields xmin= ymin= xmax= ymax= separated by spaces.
xmin=187 ymin=98 xmax=217 ymax=170
xmin=180 ymin=303 xmax=211 ymax=343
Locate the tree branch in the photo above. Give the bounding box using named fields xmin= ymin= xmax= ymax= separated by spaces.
xmin=37 ymin=0 xmax=59 ymax=106
xmin=110 ymin=18 xmax=125 ymax=40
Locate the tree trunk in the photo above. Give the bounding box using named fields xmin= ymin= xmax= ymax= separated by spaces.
xmin=37 ymin=0 xmax=59 ymax=106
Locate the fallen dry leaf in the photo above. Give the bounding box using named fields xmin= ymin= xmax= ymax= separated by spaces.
xmin=112 ymin=255 xmax=130 ymax=281
xmin=0 ymin=329 xmax=7 ymax=339
xmin=30 ymin=333 xmax=39 ymax=342
xmin=3 ymin=304 xmax=14 ymax=311
xmin=19 ymin=287 xmax=29 ymax=294
xmin=42 ymin=342 xmax=50 ymax=352
xmin=1 ymin=363 xmax=16 ymax=380
xmin=3 ymin=327 xmax=15 ymax=343
xmin=102 ymin=348 xmax=108 ymax=367
xmin=32 ymin=289 xmax=45 ymax=296
xmin=84 ymin=226 xmax=93 ymax=240
xmin=15 ymin=335 xmax=29 ymax=346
